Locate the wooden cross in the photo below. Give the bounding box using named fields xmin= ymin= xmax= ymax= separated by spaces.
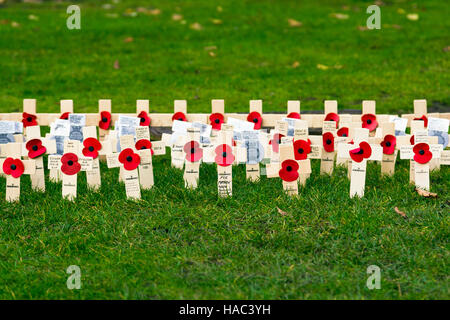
xmin=98 ymin=99 xmax=112 ymax=141
xmin=82 ymin=126 xmax=103 ymax=190
xmin=22 ymin=125 xmax=56 ymax=192
xmin=0 ymin=143 xmax=35 ymax=202
xmin=287 ymin=100 xmax=300 ymax=118
xmin=278 ymin=144 xmax=298 ymax=196
xmin=216 ymin=129 xmax=233 ymax=197
xmin=292 ymin=120 xmax=315 ymax=186
xmin=320 ymin=119 xmax=337 ymax=175
xmin=23 ymin=99 xmax=38 ymax=138
xmin=380 ymin=122 xmax=397 ymax=176
xmin=361 ymin=100 xmax=378 ymax=137
xmin=183 ymin=127 xmax=202 ymax=189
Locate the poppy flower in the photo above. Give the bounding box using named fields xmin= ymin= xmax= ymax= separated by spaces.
xmin=279 ymin=159 xmax=299 ymax=182
xmin=215 ymin=144 xmax=234 ymax=167
xmin=247 ymin=111 xmax=262 ymax=130
xmin=322 ymin=132 xmax=335 ymax=152
xmin=172 ymin=112 xmax=187 ymax=122
xmin=22 ymin=112 xmax=38 ymax=128
xmin=209 ymin=113 xmax=224 ymax=130
xmin=324 ymin=112 xmax=339 ymax=128
xmin=361 ymin=113 xmax=378 ymax=132
xmin=413 ymin=143 xmax=432 ymax=164
xmin=60 ymin=112 xmax=71 ymax=120
xmin=82 ymin=137 xmax=102 ymax=159
xmin=26 ymin=139 xmax=46 ymax=159
xmin=137 ymin=111 xmax=151 ymax=126
xmin=184 ymin=141 xmax=203 ymax=162
xmin=410 ymin=135 xmax=414 ymax=145
xmin=2 ymin=158 xmax=24 ymax=178
xmin=269 ymin=134 xmax=284 ymax=153
xmin=99 ymin=111 xmax=112 ymax=130
xmin=293 ymin=139 xmax=311 ymax=160
xmin=119 ymin=148 xmax=141 ymax=171
xmin=380 ymin=135 xmax=396 ymax=155
xmin=413 ymin=115 xmax=428 ymax=128
xmin=337 ymin=127 xmax=349 ymax=137
xmin=61 ymin=153 xmax=81 ymax=175
xmin=135 ymin=139 xmax=154 ymax=155
xmin=287 ymin=112 xmax=301 ymax=119
xmin=349 ymin=141 xmax=372 ymax=163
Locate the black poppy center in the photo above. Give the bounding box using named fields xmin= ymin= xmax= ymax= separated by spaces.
xmin=191 ymin=148 xmax=195 ymax=154
xmin=419 ymin=150 xmax=425 ymax=155
xmin=222 ymin=152 xmax=227 ymax=158
xmin=126 ymin=156 xmax=133 ymax=162
xmin=141 ymin=146 xmax=147 ymax=150
xmin=178 ymin=118 xmax=183 ymax=121
xmin=140 ymin=117 xmax=146 ymax=123
xmin=68 ymin=160 xmax=74 ymax=166
xmin=88 ymin=146 xmax=94 ymax=152
xmin=357 ymin=149 xmax=364 ymax=155
xmin=27 ymin=117 xmax=32 ymax=122
xmin=286 ymin=166 xmax=292 ymax=172
xmin=32 ymin=145 xmax=38 ymax=151
xmin=385 ymin=142 xmax=391 ymax=147
xmin=215 ymin=119 xmax=220 ymax=124
xmin=326 ymin=139 xmax=332 ymax=145
xmin=298 ymin=148 xmax=304 ymax=154
xmin=253 ymin=118 xmax=258 ymax=123
xmin=102 ymin=117 xmax=108 ymax=123
xmin=278 ymin=139 xmax=282 ymax=144
xmin=367 ymin=119 xmax=372 ymax=124
xmin=342 ymin=133 xmax=347 ymax=137
xmin=11 ymin=164 xmax=16 ymax=170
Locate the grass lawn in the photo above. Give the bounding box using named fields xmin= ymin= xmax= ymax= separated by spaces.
xmin=0 ymin=0 xmax=449 ymax=299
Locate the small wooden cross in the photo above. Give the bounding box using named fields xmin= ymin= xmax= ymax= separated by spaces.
xmin=0 ymin=143 xmax=35 ymax=202
xmin=98 ymin=99 xmax=112 ymax=141
xmin=183 ymin=127 xmax=202 ymax=189
xmin=216 ymin=130 xmax=233 ymax=197
xmin=81 ymin=126 xmax=103 ymax=190
xmin=320 ymin=119 xmax=337 ymax=175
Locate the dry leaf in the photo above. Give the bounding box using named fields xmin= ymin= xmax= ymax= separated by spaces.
xmin=113 ymin=60 xmax=120 ymax=69
xmin=211 ymin=18 xmax=222 ymax=25
xmin=394 ymin=207 xmax=408 ymax=219
xmin=208 ymin=51 xmax=216 ymax=57
xmin=415 ymin=188 xmax=437 ymax=198
xmin=358 ymin=26 xmax=368 ymax=31
xmin=397 ymin=8 xmax=405 ymax=14
xmin=190 ymin=22 xmax=203 ymax=30
xmin=317 ymin=64 xmax=329 ymax=70
xmin=443 ymin=46 xmax=450 ymax=52
xmin=217 ymin=6 xmax=223 ymax=12
xmin=28 ymin=15 xmax=39 ymax=21
xmin=407 ymin=13 xmax=419 ymax=21
xmin=204 ymin=46 xmax=217 ymax=51
xmin=288 ymin=18 xmax=302 ymax=27
xmin=292 ymin=61 xmax=300 ymax=68
xmin=0 ymin=19 xmax=10 ymax=25
xmin=172 ymin=13 xmax=183 ymax=21
xmin=11 ymin=21 xmax=20 ymax=28
xmin=331 ymin=13 xmax=349 ymax=20
xmin=277 ymin=207 xmax=289 ymax=216
xmin=149 ymin=9 xmax=161 ymax=15
xmin=124 ymin=37 xmax=134 ymax=43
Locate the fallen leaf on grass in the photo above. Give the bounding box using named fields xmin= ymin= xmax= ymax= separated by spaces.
xmin=407 ymin=13 xmax=419 ymax=21
xmin=172 ymin=13 xmax=183 ymax=21
xmin=211 ymin=18 xmax=222 ymax=25
xmin=443 ymin=46 xmax=450 ymax=52
xmin=124 ymin=37 xmax=134 ymax=43
xmin=277 ymin=207 xmax=289 ymax=216
xmin=394 ymin=207 xmax=408 ymax=219
xmin=11 ymin=21 xmax=20 ymax=28
xmin=113 ymin=60 xmax=120 ymax=69
xmin=217 ymin=6 xmax=223 ymax=12
xmin=358 ymin=26 xmax=369 ymax=31
xmin=288 ymin=18 xmax=302 ymax=27
xmin=208 ymin=51 xmax=216 ymax=57
xmin=292 ymin=61 xmax=300 ymax=68
xmin=204 ymin=46 xmax=217 ymax=51
xmin=415 ymin=188 xmax=437 ymax=198
xmin=28 ymin=15 xmax=39 ymax=21
xmin=190 ymin=22 xmax=203 ymax=30
xmin=317 ymin=64 xmax=329 ymax=70
xmin=331 ymin=13 xmax=349 ymax=20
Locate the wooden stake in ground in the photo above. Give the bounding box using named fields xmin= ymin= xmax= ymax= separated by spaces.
xmin=380 ymin=122 xmax=397 ymax=175
xmin=82 ymin=126 xmax=103 ymax=190
xmin=245 ymin=100 xmax=264 ymax=181
xmin=22 ymin=99 xmax=39 ymax=138
xmin=361 ymin=100 xmax=379 ymax=137
xmin=215 ymin=130 xmax=234 ymax=197
xmin=320 ymin=120 xmax=337 ymax=175
xmin=183 ymin=127 xmax=202 ymax=189
xmin=278 ymin=144 xmax=299 ymax=196
xmin=98 ymin=99 xmax=112 ymax=141
xmin=0 ymin=143 xmax=35 ymax=202
xmin=23 ymin=125 xmax=57 ymax=192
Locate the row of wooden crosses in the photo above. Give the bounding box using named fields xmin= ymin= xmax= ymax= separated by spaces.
xmin=0 ymin=99 xmax=448 ymax=202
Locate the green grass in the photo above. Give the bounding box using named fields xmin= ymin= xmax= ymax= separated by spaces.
xmin=0 ymin=0 xmax=449 ymax=299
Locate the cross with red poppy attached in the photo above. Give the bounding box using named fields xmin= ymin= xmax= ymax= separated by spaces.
xmin=323 ymin=100 xmax=339 ymax=130
xmin=22 ymin=99 xmax=39 ymax=134
xmin=380 ymin=122 xmax=398 ymax=176
xmin=97 ymin=99 xmax=112 ymax=141
xmin=320 ymin=119 xmax=338 ymax=175
xmin=278 ymin=144 xmax=301 ymax=196
xmin=247 ymin=100 xmax=263 ymax=131
xmin=81 ymin=126 xmax=104 ymax=190
xmin=209 ymin=99 xmax=226 ymax=132
xmin=215 ymin=130 xmax=234 ymax=197
xmin=183 ymin=128 xmax=203 ymax=189
xmin=22 ymin=125 xmax=57 ymax=192
xmin=361 ymin=100 xmax=379 ymax=136
xmin=336 ymin=128 xmax=383 ymax=198
xmin=286 ymin=100 xmax=301 ymax=120
xmin=0 ymin=143 xmax=36 ymax=202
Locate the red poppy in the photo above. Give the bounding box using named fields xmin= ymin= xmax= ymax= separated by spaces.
xmin=322 ymin=132 xmax=335 ymax=152
xmin=247 ymin=111 xmax=262 ymax=130
xmin=413 ymin=115 xmax=428 ymax=128
xmin=349 ymin=141 xmax=372 ymax=163
xmin=137 ymin=111 xmax=151 ymax=126
xmin=209 ymin=113 xmax=224 ymax=130
xmin=287 ymin=112 xmax=301 ymax=119
xmin=99 ymin=111 xmax=112 ymax=130
xmin=61 ymin=153 xmax=81 ymax=176
xmin=184 ymin=141 xmax=203 ymax=162
xmin=279 ymin=159 xmax=299 ymax=182
xmin=82 ymin=137 xmax=102 ymax=159
xmin=26 ymin=139 xmax=47 ymax=159
xmin=22 ymin=112 xmax=38 ymax=128
xmin=293 ymin=139 xmax=311 ymax=160
xmin=413 ymin=143 xmax=432 ymax=164
xmin=337 ymin=127 xmax=349 ymax=137
xmin=2 ymin=158 xmax=25 ymax=178
xmin=269 ymin=133 xmax=284 ymax=153
xmin=380 ymin=135 xmax=396 ymax=155
xmin=215 ymin=144 xmax=234 ymax=167
xmin=410 ymin=135 xmax=414 ymax=145
xmin=135 ymin=139 xmax=154 ymax=155
xmin=172 ymin=112 xmax=187 ymax=122
xmin=324 ymin=112 xmax=339 ymax=128
xmin=119 ymin=148 xmax=141 ymax=171
xmin=361 ymin=113 xmax=378 ymax=132
xmin=60 ymin=112 xmax=71 ymax=120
